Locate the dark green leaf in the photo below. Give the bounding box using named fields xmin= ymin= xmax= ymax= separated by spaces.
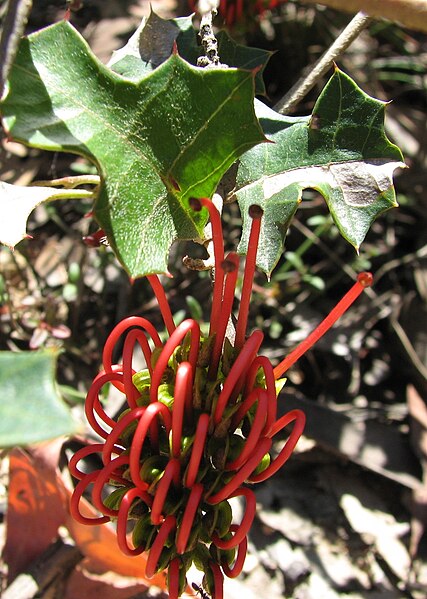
xmin=108 ymin=10 xmax=181 ymax=80
xmin=216 ymin=30 xmax=272 ymax=95
xmin=110 ymin=13 xmax=271 ymax=95
xmin=1 ymin=21 xmax=265 ymax=277
xmin=236 ymin=69 xmax=405 ymax=274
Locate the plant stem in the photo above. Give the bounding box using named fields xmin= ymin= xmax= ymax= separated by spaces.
xmin=33 ymin=175 xmax=100 ymax=188
xmin=197 ymin=3 xmax=225 ymax=68
xmin=274 ymin=11 xmax=373 ymax=114
xmin=0 ymin=0 xmax=33 ymax=97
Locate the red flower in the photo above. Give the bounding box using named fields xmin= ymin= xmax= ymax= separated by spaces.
xmin=70 ymin=198 xmax=372 ymax=598
xmin=189 ymin=0 xmax=289 ymax=25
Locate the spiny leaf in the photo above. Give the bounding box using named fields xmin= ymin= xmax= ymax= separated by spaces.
xmin=0 ymin=180 xmax=93 ymax=248
xmin=0 ymin=349 xmax=76 ymax=447
xmin=1 ymin=21 xmax=266 ymax=277
xmin=109 ymin=12 xmax=271 ymax=95
xmin=216 ymin=30 xmax=272 ymax=95
xmin=108 ymin=9 xmax=181 ymax=80
xmin=236 ymin=68 xmax=405 ymax=274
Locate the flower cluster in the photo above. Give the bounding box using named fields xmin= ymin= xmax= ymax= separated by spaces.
xmin=70 ymin=198 xmax=372 ymax=598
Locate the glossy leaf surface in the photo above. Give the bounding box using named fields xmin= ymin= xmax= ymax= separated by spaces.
xmin=1 ymin=21 xmax=265 ymax=277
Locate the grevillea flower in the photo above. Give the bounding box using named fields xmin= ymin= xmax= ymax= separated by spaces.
xmin=70 ymin=198 xmax=373 ymax=598
xmin=189 ymin=1 xmax=289 ymax=25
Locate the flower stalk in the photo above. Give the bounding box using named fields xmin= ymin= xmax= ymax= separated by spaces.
xmin=70 ymin=197 xmax=372 ymax=598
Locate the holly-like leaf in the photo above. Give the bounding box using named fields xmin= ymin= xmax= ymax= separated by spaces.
xmin=0 ymin=180 xmax=93 ymax=248
xmin=216 ymin=30 xmax=272 ymax=95
xmin=236 ymin=68 xmax=405 ymax=274
xmin=108 ymin=10 xmax=181 ymax=80
xmin=110 ymin=12 xmax=271 ymax=95
xmin=1 ymin=21 xmax=265 ymax=277
xmin=0 ymin=349 xmax=76 ymax=447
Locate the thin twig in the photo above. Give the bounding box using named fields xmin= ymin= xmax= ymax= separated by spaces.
xmin=274 ymin=11 xmax=373 ymax=114
xmin=33 ymin=175 xmax=100 ymax=188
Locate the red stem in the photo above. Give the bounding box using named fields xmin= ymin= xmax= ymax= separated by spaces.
xmin=116 ymin=487 xmax=153 ymax=556
xmin=69 ymin=471 xmax=110 ymax=526
xmin=221 ymin=524 xmax=247 ymax=578
xmin=249 ymin=409 xmax=306 ymax=483
xmin=102 ymin=316 xmax=162 ymax=393
xmin=147 ymin=274 xmax=176 ymax=336
xmin=150 ymin=319 xmax=200 ymax=403
xmin=85 ymin=370 xmax=123 ymax=438
xmin=234 ymin=205 xmax=263 ymax=351
xmin=151 ymin=458 xmax=181 ymax=525
xmin=273 ymin=272 xmax=373 ymax=379
xmin=129 ymin=402 xmax=172 ymax=489
xmin=214 ymin=329 xmax=263 ymax=424
xmin=91 ymin=454 xmax=130 ymax=517
xmin=185 ymin=413 xmax=210 ymax=488
xmin=225 ymin=389 xmax=268 ymax=471
xmin=208 ymin=254 xmax=240 ymax=380
xmin=243 ymin=355 xmax=277 ymax=435
xmin=145 ymin=515 xmax=177 ymax=578
xmin=176 ymin=482 xmax=204 ymax=554
xmin=207 ymin=437 xmax=272 ymax=504
xmin=167 ymin=557 xmax=181 ymax=599
xmin=69 ymin=443 xmax=105 ymax=480
xmin=102 ymin=406 xmax=145 ymax=465
xmin=189 ymin=197 xmax=225 ymax=337
xmin=209 ymin=562 xmax=224 ymax=599
xmin=122 ymin=329 xmax=153 ymax=408
xmin=212 ymin=487 xmax=256 ymax=549
xmin=172 ymin=362 xmax=193 ymax=458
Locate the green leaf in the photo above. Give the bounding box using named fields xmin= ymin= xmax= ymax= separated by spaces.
xmin=108 ymin=10 xmax=181 ymax=80
xmin=236 ymin=68 xmax=405 ymax=275
xmin=216 ymin=30 xmax=272 ymax=96
xmin=0 ymin=180 xmax=93 ymax=248
xmin=108 ymin=12 xmax=271 ymax=95
xmin=0 ymin=349 xmax=76 ymax=447
xmin=1 ymin=21 xmax=265 ymax=278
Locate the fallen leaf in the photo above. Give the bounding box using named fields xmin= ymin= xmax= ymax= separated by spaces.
xmin=64 ymin=493 xmax=166 ymax=587
xmin=3 ymin=442 xmax=67 ymax=582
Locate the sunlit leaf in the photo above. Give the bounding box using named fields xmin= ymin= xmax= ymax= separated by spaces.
xmin=236 ymin=69 xmax=405 ymax=274
xmin=1 ymin=21 xmax=265 ymax=277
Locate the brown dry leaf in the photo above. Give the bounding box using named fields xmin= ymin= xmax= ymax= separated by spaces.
xmin=3 ymin=441 xmax=168 ymax=593
xmin=63 ymin=492 xmax=166 ymax=588
xmin=3 ymin=441 xmax=67 ymax=582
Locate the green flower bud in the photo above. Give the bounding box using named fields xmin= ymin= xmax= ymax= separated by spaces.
xmin=132 ymin=369 xmax=151 ymax=393
xmin=103 ymin=487 xmax=128 ymax=511
xmin=215 ymin=500 xmax=232 ymax=538
xmin=139 ymin=455 xmax=168 ymax=485
xmin=193 ymin=542 xmax=211 ymax=572
xmin=158 ymin=382 xmax=175 ymax=409
xmin=252 ymin=452 xmax=271 ymax=476
xmin=132 ymin=513 xmax=156 ymax=550
xmin=167 ymin=560 xmax=187 ymax=595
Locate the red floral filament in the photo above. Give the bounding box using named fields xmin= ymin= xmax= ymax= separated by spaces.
xmin=70 ymin=197 xmax=372 ymax=598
